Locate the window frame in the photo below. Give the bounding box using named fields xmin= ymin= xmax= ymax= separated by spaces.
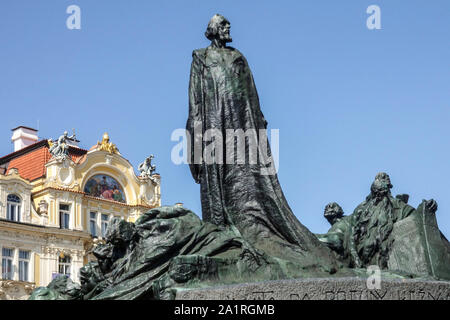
xmin=101 ymin=214 xmax=110 ymax=238
xmin=18 ymin=250 xmax=30 ymax=282
xmin=59 ymin=203 xmax=71 ymax=229
xmin=58 ymin=255 xmax=71 ymax=277
xmin=1 ymin=247 xmax=14 ymax=280
xmin=7 ymin=194 xmax=21 ymax=222
xmin=90 ymin=211 xmax=97 ymax=237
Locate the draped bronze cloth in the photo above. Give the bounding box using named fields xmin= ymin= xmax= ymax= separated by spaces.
xmin=187 ymin=46 xmax=338 ymax=267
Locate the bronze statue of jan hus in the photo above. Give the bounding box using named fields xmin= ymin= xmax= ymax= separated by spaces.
xmin=28 ymin=15 xmax=450 ymax=301
xmin=186 ymin=14 xmax=338 ymax=270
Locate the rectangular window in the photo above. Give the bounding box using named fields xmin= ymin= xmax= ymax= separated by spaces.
xmin=7 ymin=203 xmax=15 ymax=220
xmin=90 ymin=212 xmax=97 ymax=237
xmin=2 ymin=248 xmax=14 ymax=280
xmin=58 ymin=256 xmax=71 ymax=277
xmin=59 ymin=204 xmax=70 ymax=229
xmin=18 ymin=250 xmax=30 ymax=282
xmin=7 ymin=194 xmax=21 ymax=222
xmin=7 ymin=203 xmax=21 ymax=222
xmin=101 ymin=214 xmax=109 ymax=238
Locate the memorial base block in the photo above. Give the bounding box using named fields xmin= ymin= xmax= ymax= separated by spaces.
xmin=175 ymin=277 xmax=450 ymax=300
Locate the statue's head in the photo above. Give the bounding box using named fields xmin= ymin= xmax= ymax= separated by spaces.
xmin=146 ymin=155 xmax=154 ymax=164
xmin=205 ymin=14 xmax=232 ymax=43
xmin=370 ymin=172 xmax=393 ymax=198
xmin=105 ymin=217 xmax=135 ymax=248
xmin=102 ymin=132 xmax=110 ymax=143
xmin=63 ymin=131 xmax=68 ymax=137
xmin=324 ymin=202 xmax=344 ymax=225
xmin=374 ymin=172 xmax=392 ymax=186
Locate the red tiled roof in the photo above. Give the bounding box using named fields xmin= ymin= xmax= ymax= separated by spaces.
xmin=73 ymin=154 xmax=87 ymax=164
xmin=2 ymin=141 xmax=88 ymax=181
xmin=0 ymin=140 xmax=49 ymax=165
xmin=7 ymin=146 xmax=51 ymax=181
xmin=69 ymin=146 xmax=88 ymax=164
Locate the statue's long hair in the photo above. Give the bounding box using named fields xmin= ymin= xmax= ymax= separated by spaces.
xmin=353 ymin=181 xmax=395 ymax=268
xmin=205 ymin=14 xmax=228 ymax=40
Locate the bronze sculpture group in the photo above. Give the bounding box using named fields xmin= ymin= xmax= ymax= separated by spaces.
xmin=29 ymin=14 xmax=450 ymax=300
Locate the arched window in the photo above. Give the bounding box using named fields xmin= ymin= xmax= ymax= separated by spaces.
xmin=7 ymin=194 xmax=21 ymax=222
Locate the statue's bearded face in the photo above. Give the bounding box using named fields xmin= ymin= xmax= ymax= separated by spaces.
xmin=324 ymin=202 xmax=344 ymax=225
xmin=206 ymin=14 xmax=232 ymax=43
xmin=375 ymin=172 xmax=392 ymax=186
xmin=217 ymin=20 xmax=232 ymax=42
xmin=371 ymin=172 xmax=393 ymax=198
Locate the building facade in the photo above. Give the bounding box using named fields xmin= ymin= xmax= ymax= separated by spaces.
xmin=0 ymin=127 xmax=161 ymax=299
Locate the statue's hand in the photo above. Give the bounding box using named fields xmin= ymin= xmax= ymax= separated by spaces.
xmin=425 ymin=199 xmax=438 ymax=213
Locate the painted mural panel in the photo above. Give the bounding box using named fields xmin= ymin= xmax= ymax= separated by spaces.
xmin=83 ymin=174 xmax=126 ymax=203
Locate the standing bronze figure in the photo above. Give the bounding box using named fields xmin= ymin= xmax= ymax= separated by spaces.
xmin=186 ymin=14 xmax=337 ymax=268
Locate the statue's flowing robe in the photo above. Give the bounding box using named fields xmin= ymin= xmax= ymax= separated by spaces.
xmin=350 ymin=195 xmax=415 ymax=268
xmin=317 ymin=216 xmax=352 ymax=262
xmin=187 ymin=46 xmax=337 ymax=267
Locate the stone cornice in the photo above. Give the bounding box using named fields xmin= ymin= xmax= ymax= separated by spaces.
xmin=0 ymin=218 xmax=91 ymax=240
xmin=32 ymin=187 xmax=155 ymax=209
xmin=0 ymin=171 xmax=33 ymax=189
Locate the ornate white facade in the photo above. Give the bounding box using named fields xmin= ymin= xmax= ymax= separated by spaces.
xmin=0 ymin=128 xmax=161 ymax=299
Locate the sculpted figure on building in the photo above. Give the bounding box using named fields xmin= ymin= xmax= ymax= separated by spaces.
xmin=48 ymin=131 xmax=75 ymax=160
xmin=96 ymin=133 xmax=119 ymax=154
xmin=138 ymin=155 xmax=157 ymax=183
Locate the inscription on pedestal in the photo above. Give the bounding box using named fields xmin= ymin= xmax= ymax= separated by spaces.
xmin=176 ymin=278 xmax=450 ymax=300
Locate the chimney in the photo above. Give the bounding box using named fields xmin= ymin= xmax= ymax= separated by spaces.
xmin=11 ymin=126 xmax=39 ymax=152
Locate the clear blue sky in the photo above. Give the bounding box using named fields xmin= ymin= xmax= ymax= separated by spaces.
xmin=1 ymin=1 xmax=449 ymax=236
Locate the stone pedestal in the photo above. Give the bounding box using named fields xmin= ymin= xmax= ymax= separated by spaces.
xmin=175 ymin=277 xmax=450 ymax=300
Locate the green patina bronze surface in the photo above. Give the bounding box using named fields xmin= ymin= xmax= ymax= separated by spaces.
xmin=185 ymin=14 xmax=338 ymax=274
xmin=317 ymin=172 xmax=450 ymax=280
xmin=29 ymin=14 xmax=449 ymax=300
